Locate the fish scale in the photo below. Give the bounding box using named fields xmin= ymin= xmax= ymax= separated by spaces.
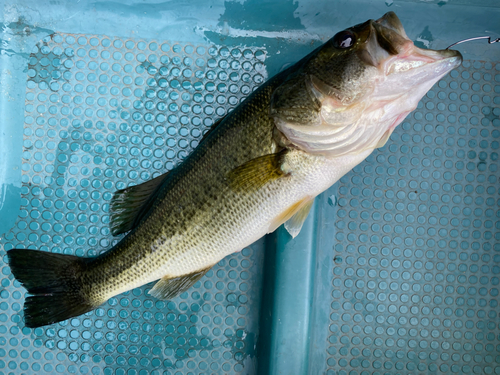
xmin=7 ymin=11 xmax=462 ymax=328
xmin=87 ymin=76 xmax=284 ymax=299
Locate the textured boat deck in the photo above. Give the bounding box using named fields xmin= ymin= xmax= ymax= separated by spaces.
xmin=0 ymin=1 xmax=499 ymax=374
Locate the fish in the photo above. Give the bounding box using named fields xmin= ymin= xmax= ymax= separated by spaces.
xmin=7 ymin=12 xmax=462 ymax=328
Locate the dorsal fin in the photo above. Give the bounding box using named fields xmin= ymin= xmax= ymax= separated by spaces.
xmin=149 ymin=266 xmax=213 ymax=300
xmin=109 ymin=172 xmax=170 ymax=236
xmin=109 ymin=115 xmax=227 ymax=237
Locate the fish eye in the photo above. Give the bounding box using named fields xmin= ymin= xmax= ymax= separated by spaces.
xmin=332 ymin=31 xmax=355 ymax=49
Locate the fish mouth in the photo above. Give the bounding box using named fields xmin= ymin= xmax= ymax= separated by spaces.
xmin=361 ymin=12 xmax=463 ymax=79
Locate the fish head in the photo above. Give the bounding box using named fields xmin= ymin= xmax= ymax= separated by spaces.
xmin=271 ymin=11 xmax=463 ymax=156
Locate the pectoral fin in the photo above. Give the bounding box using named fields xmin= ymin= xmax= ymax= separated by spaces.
xmin=110 ymin=172 xmax=170 ymax=236
xmin=149 ymin=266 xmax=212 ymax=300
xmin=228 ymin=150 xmax=290 ymax=191
xmin=284 ymin=199 xmax=314 ymax=238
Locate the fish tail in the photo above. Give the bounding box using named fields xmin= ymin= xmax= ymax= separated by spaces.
xmin=7 ymin=249 xmax=97 ymax=328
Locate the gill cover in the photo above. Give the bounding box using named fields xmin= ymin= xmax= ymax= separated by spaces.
xmin=270 ymin=12 xmax=462 ymax=158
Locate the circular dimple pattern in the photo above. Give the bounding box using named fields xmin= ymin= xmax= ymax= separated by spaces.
xmin=1 ymin=33 xmax=267 ymax=374
xmin=327 ymin=60 xmax=500 ymax=374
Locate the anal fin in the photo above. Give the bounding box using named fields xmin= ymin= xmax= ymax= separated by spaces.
xmin=149 ymin=266 xmax=213 ymax=300
xmin=110 ymin=172 xmax=170 ymax=236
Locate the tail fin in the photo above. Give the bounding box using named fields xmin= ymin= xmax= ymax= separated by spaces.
xmin=7 ymin=249 xmax=97 ymax=328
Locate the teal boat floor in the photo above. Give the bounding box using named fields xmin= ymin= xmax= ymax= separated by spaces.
xmin=1 ymin=33 xmax=267 ymax=374
xmin=1 ymin=1 xmax=500 ymax=374
xmin=323 ymin=59 xmax=500 ymax=375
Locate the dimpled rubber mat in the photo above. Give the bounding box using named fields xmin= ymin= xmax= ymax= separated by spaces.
xmin=0 ymin=33 xmax=267 ymax=374
xmin=1 ymin=30 xmax=500 ymax=375
xmin=323 ymin=60 xmax=500 ymax=374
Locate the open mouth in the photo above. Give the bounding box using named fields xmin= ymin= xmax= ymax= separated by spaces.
xmin=386 ymin=49 xmax=462 ymax=76
xmin=373 ymin=12 xmax=463 ymax=77
xmin=386 ymin=54 xmax=433 ymax=75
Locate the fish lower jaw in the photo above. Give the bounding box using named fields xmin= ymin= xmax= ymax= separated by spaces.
xmin=383 ymin=55 xmax=462 ymax=90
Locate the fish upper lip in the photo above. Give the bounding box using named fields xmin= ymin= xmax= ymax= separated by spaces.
xmin=375 ymin=12 xmax=408 ymax=40
xmin=385 ymin=47 xmax=463 ymax=76
xmin=370 ymin=12 xmax=463 ymax=74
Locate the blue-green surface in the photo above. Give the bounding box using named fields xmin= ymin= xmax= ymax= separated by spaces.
xmin=1 ymin=32 xmax=268 ymax=374
xmin=322 ymin=60 xmax=500 ymax=374
xmin=1 ymin=1 xmax=499 ymax=374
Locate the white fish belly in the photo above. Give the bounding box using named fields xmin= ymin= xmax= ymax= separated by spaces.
xmin=103 ymin=149 xmax=372 ymax=300
xmin=157 ymin=149 xmax=372 ymax=277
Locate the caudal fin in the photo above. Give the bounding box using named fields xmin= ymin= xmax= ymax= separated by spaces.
xmin=7 ymin=249 xmax=97 ymax=328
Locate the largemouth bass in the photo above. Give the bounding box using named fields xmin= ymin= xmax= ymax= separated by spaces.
xmin=7 ymin=12 xmax=462 ymax=327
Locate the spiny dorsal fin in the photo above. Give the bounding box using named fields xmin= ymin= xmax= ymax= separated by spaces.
xmin=149 ymin=266 xmax=213 ymax=300
xmin=110 ymin=172 xmax=170 ymax=236
xmin=228 ymin=150 xmax=289 ymax=191
xmin=284 ymin=198 xmax=314 ymax=238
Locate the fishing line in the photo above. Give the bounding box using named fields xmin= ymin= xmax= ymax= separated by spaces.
xmin=447 ymin=36 xmax=500 ymax=49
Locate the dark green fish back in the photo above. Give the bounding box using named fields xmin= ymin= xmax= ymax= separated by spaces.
xmin=85 ymin=71 xmax=291 ymax=303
